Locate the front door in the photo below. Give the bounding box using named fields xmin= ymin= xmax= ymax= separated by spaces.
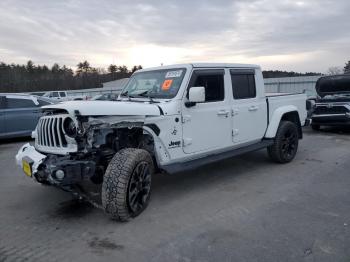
xmin=230 ymin=69 xmax=267 ymax=144
xmin=182 ymin=69 xmax=232 ymax=154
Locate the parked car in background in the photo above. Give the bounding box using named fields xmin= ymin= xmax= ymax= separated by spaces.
xmin=92 ymin=93 xmax=118 ymax=101
xmin=306 ymin=97 xmax=316 ymax=119
xmin=311 ymin=75 xmax=350 ymax=130
xmin=43 ymin=91 xmax=70 ymax=102
xmin=0 ymin=94 xmax=54 ymax=139
xmin=43 ymin=91 xmax=86 ymax=102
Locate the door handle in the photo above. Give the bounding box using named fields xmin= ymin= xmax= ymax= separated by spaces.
xmin=248 ymin=106 xmax=259 ymax=112
xmin=217 ymin=110 xmax=230 ymax=117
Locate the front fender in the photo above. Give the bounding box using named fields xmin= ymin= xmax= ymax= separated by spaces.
xmin=265 ymin=105 xmax=299 ymax=138
xmin=142 ymin=126 xmax=170 ymax=166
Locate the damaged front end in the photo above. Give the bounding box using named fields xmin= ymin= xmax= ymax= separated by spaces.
xmin=16 ymin=144 xmax=95 ymax=191
xmin=16 ymin=106 xmax=161 ymax=193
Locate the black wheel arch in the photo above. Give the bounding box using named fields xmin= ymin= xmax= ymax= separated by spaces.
xmin=280 ymin=111 xmax=302 ymax=139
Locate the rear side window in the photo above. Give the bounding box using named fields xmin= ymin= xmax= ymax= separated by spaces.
xmin=231 ymin=70 xmax=256 ymax=99
xmin=59 ymin=92 xmax=66 ymax=97
xmin=189 ymin=70 xmax=225 ymax=102
xmin=6 ymin=98 xmax=36 ymax=109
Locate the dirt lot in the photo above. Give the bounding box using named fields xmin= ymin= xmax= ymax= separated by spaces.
xmin=0 ymin=127 xmax=349 ymax=262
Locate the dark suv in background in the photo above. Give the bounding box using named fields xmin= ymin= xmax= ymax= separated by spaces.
xmin=0 ymin=94 xmax=53 ymax=139
xmin=311 ymin=75 xmax=350 ymax=130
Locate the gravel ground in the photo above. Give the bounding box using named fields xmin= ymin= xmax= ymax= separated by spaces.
xmin=0 ymin=127 xmax=349 ymax=262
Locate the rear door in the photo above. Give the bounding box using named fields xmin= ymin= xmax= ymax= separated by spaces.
xmin=230 ymin=69 xmax=267 ymax=144
xmin=0 ymin=96 xmax=5 ymax=136
xmin=4 ymin=97 xmax=40 ymax=136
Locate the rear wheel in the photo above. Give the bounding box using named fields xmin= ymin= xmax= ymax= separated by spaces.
xmin=267 ymin=121 xmax=299 ymax=163
xmin=102 ymin=148 xmax=153 ymax=221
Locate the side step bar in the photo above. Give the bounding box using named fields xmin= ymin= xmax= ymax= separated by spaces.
xmin=161 ymin=139 xmax=274 ymax=174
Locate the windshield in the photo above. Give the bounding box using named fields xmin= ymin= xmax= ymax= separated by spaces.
xmin=121 ymin=68 xmax=186 ymax=99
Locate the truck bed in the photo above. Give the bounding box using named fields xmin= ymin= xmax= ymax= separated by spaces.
xmin=267 ymin=93 xmax=308 ymax=126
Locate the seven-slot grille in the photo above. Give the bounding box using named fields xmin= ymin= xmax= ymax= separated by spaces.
xmin=36 ymin=115 xmax=68 ymax=148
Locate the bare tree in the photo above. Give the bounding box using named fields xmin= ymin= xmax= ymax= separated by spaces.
xmin=344 ymin=61 xmax=350 ymax=74
xmin=327 ymin=66 xmax=343 ymax=75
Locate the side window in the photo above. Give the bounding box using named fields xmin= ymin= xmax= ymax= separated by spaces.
xmin=189 ymin=70 xmax=225 ymax=102
xmin=52 ymin=92 xmax=59 ymax=98
xmin=59 ymin=92 xmax=66 ymax=97
xmin=231 ymin=70 xmax=256 ymax=99
xmin=6 ymin=98 xmax=36 ymax=109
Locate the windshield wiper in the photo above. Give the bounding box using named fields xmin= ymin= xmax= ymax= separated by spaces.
xmin=137 ymin=91 xmax=159 ymax=103
xmin=120 ymin=91 xmax=137 ymax=101
xmin=120 ymin=90 xmax=130 ymax=100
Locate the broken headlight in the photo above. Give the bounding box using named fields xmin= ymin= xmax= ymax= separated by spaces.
xmin=63 ymin=117 xmax=77 ymax=138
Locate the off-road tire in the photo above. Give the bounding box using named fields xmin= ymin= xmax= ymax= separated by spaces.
xmin=267 ymin=121 xmax=299 ymax=164
xmin=102 ymin=148 xmax=154 ymax=221
xmin=311 ymin=124 xmax=321 ymax=131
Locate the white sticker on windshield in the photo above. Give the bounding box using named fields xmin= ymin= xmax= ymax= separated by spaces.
xmin=165 ymin=70 xmax=183 ymax=78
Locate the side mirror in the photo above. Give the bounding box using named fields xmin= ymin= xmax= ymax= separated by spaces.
xmin=186 ymin=86 xmax=205 ymax=107
xmin=32 ymin=97 xmax=39 ymax=106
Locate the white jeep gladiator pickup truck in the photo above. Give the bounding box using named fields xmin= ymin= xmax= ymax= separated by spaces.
xmin=16 ymin=63 xmax=307 ymax=221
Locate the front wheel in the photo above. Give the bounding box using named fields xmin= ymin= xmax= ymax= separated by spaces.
xmin=267 ymin=121 xmax=299 ymax=163
xmin=102 ymin=148 xmax=154 ymax=221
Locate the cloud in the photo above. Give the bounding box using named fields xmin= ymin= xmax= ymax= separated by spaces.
xmin=0 ymin=0 xmax=349 ymax=72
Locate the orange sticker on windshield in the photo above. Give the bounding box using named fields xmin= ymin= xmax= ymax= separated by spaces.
xmin=162 ymin=79 xmax=173 ymax=90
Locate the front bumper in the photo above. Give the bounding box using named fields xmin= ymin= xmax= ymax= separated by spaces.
xmin=312 ymin=113 xmax=350 ymax=126
xmin=16 ymin=143 xmax=47 ymax=175
xmin=16 ymin=144 xmax=96 ymax=187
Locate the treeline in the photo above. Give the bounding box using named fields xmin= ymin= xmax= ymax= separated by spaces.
xmin=262 ymin=70 xmax=322 ymax=78
xmin=3 ymin=59 xmax=347 ymax=93
xmin=0 ymin=60 xmax=142 ymax=93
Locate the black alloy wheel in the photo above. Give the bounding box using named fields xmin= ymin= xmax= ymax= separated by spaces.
xmin=281 ymin=128 xmax=298 ymax=160
xmin=102 ymin=148 xmax=154 ymax=221
xmin=267 ymin=121 xmax=299 ymax=163
xmin=128 ymin=161 xmax=152 ymax=214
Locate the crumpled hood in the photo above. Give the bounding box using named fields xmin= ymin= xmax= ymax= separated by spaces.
xmin=316 ymin=75 xmax=350 ymax=98
xmin=42 ymin=100 xmax=162 ymax=116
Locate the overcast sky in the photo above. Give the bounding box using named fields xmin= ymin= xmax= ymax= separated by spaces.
xmin=0 ymin=0 xmax=349 ymax=73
